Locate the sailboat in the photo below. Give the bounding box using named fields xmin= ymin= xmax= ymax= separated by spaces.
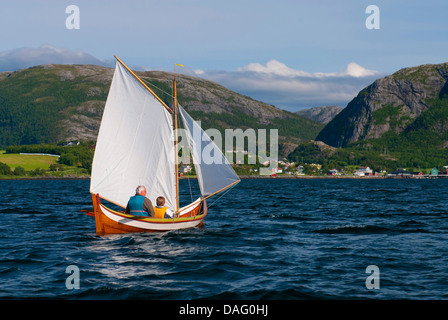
xmin=88 ymin=56 xmax=240 ymax=235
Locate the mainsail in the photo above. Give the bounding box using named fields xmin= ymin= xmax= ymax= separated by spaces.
xmin=90 ymin=61 xmax=177 ymax=210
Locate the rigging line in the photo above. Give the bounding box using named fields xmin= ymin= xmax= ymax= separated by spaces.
xmin=142 ymin=78 xmax=175 ymax=100
xmin=172 ymin=178 xmax=240 ymax=215
xmin=207 ymin=182 xmax=239 ymax=208
xmin=186 ymin=171 xmax=194 ymax=203
xmin=172 ymin=74 xmax=194 ymax=205
xmin=177 ymin=112 xmax=193 ymax=203
xmin=176 ymin=106 xmax=194 ymax=203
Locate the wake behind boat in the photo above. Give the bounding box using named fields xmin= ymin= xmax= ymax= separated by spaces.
xmin=87 ymin=57 xmax=240 ymax=235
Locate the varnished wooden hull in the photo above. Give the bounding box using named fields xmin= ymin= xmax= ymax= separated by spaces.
xmin=91 ymin=194 xmax=207 ymax=235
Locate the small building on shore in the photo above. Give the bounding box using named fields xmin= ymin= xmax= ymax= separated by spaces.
xmin=354 ymin=166 xmax=373 ymax=176
xmin=430 ymin=168 xmax=438 ymax=176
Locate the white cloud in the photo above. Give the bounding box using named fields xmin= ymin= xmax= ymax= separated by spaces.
xmin=236 ymin=59 xmax=379 ymax=79
xmin=237 ymin=60 xmax=311 ymax=78
xmin=198 ymin=60 xmax=384 ymax=111
xmin=340 ymin=62 xmax=379 ymax=78
xmin=0 ymin=46 xmax=384 ymax=113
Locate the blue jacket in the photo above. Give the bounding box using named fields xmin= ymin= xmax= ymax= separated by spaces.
xmin=127 ymin=195 xmax=148 ymax=216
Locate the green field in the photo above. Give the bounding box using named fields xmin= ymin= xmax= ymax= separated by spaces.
xmin=0 ymin=150 xmax=59 ymax=170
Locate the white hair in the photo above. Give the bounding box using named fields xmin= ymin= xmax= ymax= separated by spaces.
xmin=136 ymin=185 xmax=146 ymax=195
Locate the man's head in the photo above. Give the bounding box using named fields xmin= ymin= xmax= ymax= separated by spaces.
xmin=136 ymin=185 xmax=147 ymax=196
xmin=156 ymin=196 xmax=165 ymax=207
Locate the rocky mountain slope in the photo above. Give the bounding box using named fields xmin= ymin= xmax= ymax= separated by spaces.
xmin=296 ymin=105 xmax=342 ymax=124
xmin=316 ymin=62 xmax=448 ymax=147
xmin=0 ymin=64 xmax=323 ymax=152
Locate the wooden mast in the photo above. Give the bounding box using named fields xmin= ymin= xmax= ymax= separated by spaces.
xmin=174 ymin=66 xmax=180 ymax=213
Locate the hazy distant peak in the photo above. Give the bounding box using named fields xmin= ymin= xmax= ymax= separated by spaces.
xmin=0 ymin=44 xmax=112 ymax=72
xmin=296 ymin=105 xmax=343 ymax=124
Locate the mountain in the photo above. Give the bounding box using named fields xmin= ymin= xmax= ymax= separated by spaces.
xmin=316 ymin=62 xmax=448 ymax=147
xmin=301 ymin=62 xmax=448 ymax=171
xmin=296 ymin=105 xmax=342 ymax=124
xmin=0 ymin=64 xmax=323 ymax=153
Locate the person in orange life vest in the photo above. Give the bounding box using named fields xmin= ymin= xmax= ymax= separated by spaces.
xmin=153 ymin=196 xmax=173 ymax=219
xmin=125 ymin=185 xmax=156 ymax=217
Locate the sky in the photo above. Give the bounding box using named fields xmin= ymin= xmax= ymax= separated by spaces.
xmin=0 ymin=0 xmax=447 ymax=112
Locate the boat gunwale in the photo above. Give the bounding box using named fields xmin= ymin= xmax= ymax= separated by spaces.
xmin=98 ymin=200 xmax=207 ymax=225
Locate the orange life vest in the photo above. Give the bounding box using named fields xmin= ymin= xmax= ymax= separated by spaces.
xmin=153 ymin=206 xmax=168 ymax=219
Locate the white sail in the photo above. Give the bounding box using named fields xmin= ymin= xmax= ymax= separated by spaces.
xmin=90 ymin=61 xmax=176 ymax=210
xmin=178 ymin=104 xmax=240 ymax=197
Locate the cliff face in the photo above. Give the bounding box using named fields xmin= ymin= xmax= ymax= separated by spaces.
xmin=316 ymin=63 xmax=448 ymax=147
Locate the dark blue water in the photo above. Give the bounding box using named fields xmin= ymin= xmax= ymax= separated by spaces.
xmin=1 ymin=178 xmax=448 ymax=300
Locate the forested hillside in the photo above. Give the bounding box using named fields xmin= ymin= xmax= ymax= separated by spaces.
xmin=289 ymin=62 xmax=448 ymax=172
xmin=0 ymin=64 xmax=323 ymax=153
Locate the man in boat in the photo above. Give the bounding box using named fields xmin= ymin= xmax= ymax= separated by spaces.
xmin=153 ymin=196 xmax=174 ymax=219
xmin=125 ymin=185 xmax=156 ymax=217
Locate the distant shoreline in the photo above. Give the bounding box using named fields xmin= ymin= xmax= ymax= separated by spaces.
xmin=237 ymin=175 xmax=386 ymax=179
xmin=1 ymin=174 xmax=445 ymax=180
xmin=0 ymin=175 xmax=90 ymax=180
xmin=238 ymin=174 xmax=447 ymax=179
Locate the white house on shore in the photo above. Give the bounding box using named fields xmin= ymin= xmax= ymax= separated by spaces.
xmin=353 ymin=166 xmax=373 ymax=176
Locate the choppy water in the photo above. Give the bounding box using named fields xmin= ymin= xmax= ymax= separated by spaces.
xmin=1 ymin=178 xmax=448 ymax=300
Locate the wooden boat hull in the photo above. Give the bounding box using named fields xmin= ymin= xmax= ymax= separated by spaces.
xmin=91 ymin=194 xmax=207 ymax=235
